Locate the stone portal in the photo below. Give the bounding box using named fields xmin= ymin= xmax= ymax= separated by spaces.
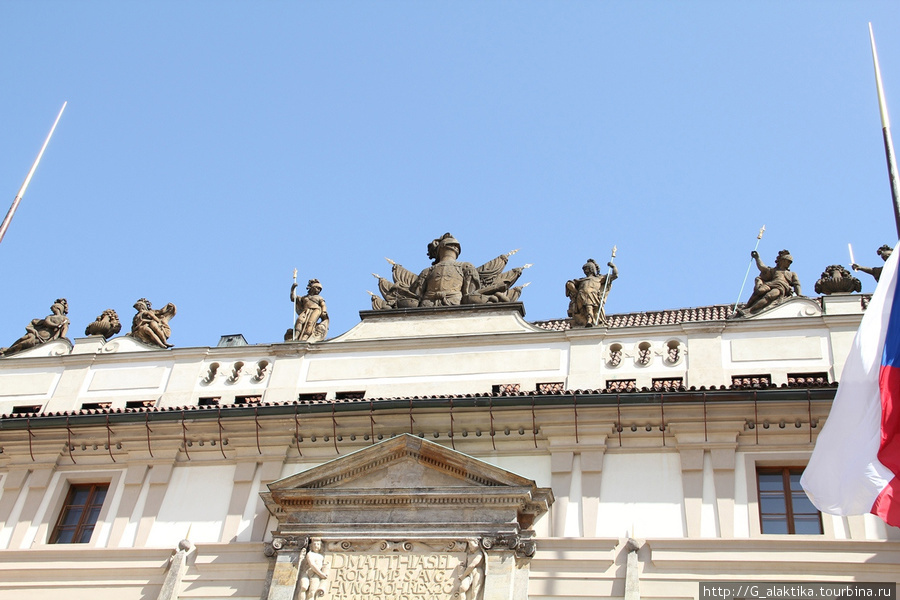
xmin=260 ymin=434 xmax=553 ymax=600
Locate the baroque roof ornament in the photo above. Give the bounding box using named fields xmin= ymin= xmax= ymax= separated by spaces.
xmin=370 ymin=233 xmax=530 ymax=310
xmin=127 ymin=298 xmax=176 ymax=348
xmin=0 ymin=298 xmax=70 ymax=357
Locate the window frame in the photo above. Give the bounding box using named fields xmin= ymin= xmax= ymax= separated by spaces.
xmin=49 ymin=482 xmax=110 ymax=544
xmin=755 ymin=465 xmax=823 ymax=535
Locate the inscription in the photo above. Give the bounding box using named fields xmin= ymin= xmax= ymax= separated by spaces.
xmin=327 ymin=552 xmax=463 ymax=600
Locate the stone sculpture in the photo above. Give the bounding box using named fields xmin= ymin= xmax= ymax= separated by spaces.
xmin=371 ymin=233 xmax=530 ymax=309
xmin=128 ymin=298 xmax=176 ymax=348
xmin=814 ymin=265 xmax=862 ymax=295
xmin=0 ymin=298 xmax=70 ymax=357
xmin=297 ymin=538 xmax=329 ymax=600
xmin=287 ymin=279 xmax=329 ymax=342
xmin=456 ymin=539 xmax=485 ymax=600
xmin=735 ymin=250 xmax=802 ymax=317
xmin=566 ymin=258 xmax=618 ymax=327
xmin=852 ymin=244 xmax=893 ymax=282
xmin=84 ymin=309 xmax=122 ymax=338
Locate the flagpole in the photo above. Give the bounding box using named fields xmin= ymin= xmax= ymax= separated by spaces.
xmin=732 ymin=225 xmax=765 ymax=317
xmin=0 ymin=102 xmax=67 ymax=246
xmin=869 ymin=24 xmax=900 ymax=239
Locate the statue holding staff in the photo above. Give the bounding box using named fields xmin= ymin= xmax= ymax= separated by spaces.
xmin=566 ymin=253 xmax=618 ymax=328
xmin=735 ymin=249 xmax=802 ymax=317
xmin=287 ymin=278 xmax=328 ymax=342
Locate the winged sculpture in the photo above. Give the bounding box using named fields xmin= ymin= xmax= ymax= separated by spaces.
xmin=370 ymin=233 xmax=530 ymax=310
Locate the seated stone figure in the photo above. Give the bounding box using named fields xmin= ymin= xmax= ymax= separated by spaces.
xmin=0 ymin=298 xmax=70 ymax=357
xmin=736 ymin=250 xmax=802 ymax=317
xmin=128 ymin=298 xmax=176 ymax=348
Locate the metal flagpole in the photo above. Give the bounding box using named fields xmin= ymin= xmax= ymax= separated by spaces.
xmin=0 ymin=102 xmax=67 ymax=246
xmin=869 ymin=23 xmax=900 ymax=239
xmin=732 ymin=225 xmax=765 ymax=317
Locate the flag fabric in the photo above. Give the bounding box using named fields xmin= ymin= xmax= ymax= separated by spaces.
xmin=801 ymin=243 xmax=900 ymax=527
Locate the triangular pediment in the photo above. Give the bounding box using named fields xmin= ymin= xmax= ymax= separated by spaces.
xmin=268 ymin=433 xmax=538 ymax=492
xmin=262 ymin=435 xmax=552 ymax=533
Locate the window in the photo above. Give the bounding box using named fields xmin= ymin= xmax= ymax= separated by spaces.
xmin=733 ymin=374 xmax=771 ymax=389
xmin=50 ymin=483 xmax=109 ymax=544
xmin=757 ymin=467 xmax=822 ymax=534
xmin=652 ymin=377 xmax=683 ymax=392
xmin=787 ymin=372 xmax=828 ymax=387
xmin=606 ymin=379 xmax=636 ymax=392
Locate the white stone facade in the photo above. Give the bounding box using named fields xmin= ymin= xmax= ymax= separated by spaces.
xmin=0 ymin=294 xmax=897 ymax=599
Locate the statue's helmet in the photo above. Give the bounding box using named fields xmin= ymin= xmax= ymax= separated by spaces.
xmin=879 ymin=244 xmax=893 ymax=258
xmin=428 ymin=232 xmax=461 ymax=261
xmin=776 ymin=250 xmax=793 ymax=265
xmin=582 ymin=259 xmax=600 ymax=276
xmin=307 ymin=279 xmax=323 ymax=293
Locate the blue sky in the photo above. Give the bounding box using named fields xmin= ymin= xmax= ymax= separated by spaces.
xmin=1 ymin=1 xmax=899 ymax=348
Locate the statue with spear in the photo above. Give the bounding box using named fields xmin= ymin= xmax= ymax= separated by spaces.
xmin=566 ymin=246 xmax=618 ymax=328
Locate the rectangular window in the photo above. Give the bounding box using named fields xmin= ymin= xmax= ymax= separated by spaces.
xmin=606 ymin=379 xmax=636 ymax=392
xmin=50 ymin=483 xmax=109 ymax=544
xmin=536 ymin=382 xmax=564 ymax=394
xmin=787 ymin=372 xmax=828 ymax=387
xmin=297 ymin=393 xmax=327 ymax=402
xmin=652 ymin=377 xmax=683 ymax=392
xmin=732 ymin=374 xmax=771 ymax=389
xmin=335 ymin=391 xmax=365 ymax=400
xmin=491 ymin=384 xmax=520 ymax=395
xmin=757 ymin=467 xmax=822 ymax=534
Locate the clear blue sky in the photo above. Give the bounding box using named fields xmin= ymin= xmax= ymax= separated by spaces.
xmin=1 ymin=1 xmax=899 ymax=348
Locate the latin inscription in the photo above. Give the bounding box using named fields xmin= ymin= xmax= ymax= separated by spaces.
xmin=326 ymin=552 xmax=463 ymax=600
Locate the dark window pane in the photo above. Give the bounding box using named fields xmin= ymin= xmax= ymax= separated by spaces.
xmin=757 ymin=473 xmax=784 ymax=491
xmin=60 ymin=507 xmax=84 ymax=526
xmin=794 ymin=516 xmax=823 ymax=535
xmin=761 ymin=517 xmax=789 ymax=534
xmin=760 ymin=495 xmax=786 ymax=514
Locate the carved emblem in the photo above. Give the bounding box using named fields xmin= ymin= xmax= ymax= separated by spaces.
xmin=371 ymin=233 xmax=530 ymax=310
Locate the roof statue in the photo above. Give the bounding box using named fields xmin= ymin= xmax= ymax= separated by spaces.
xmin=734 ymin=249 xmax=802 ymax=317
xmin=852 ymin=244 xmax=893 ymax=282
xmin=0 ymin=298 xmax=70 ymax=357
xmin=371 ymin=233 xmax=530 ymax=309
xmin=127 ymin=298 xmax=176 ymax=348
xmin=566 ymin=257 xmax=618 ymax=327
xmin=286 ymin=278 xmax=329 ymax=342
xmin=84 ymin=309 xmax=122 ymax=339
xmin=814 ymin=265 xmax=862 ymax=295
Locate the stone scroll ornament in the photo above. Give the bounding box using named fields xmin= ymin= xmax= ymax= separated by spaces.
xmin=85 ymin=309 xmax=122 ymax=339
xmin=733 ymin=249 xmax=802 ymax=317
xmin=286 ymin=273 xmax=329 ymax=342
xmin=370 ymin=233 xmax=531 ymax=309
xmin=127 ymin=298 xmax=176 ymax=348
xmin=566 ymin=250 xmax=618 ymax=328
xmin=852 ymin=244 xmax=893 ymax=283
xmin=814 ymin=265 xmax=862 ymax=295
xmin=0 ymin=298 xmax=70 ymax=357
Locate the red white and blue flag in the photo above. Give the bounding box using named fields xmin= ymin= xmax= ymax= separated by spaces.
xmin=801 ymin=244 xmax=900 ymax=527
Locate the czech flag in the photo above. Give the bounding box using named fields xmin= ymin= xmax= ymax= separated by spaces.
xmin=801 ymin=244 xmax=900 ymax=527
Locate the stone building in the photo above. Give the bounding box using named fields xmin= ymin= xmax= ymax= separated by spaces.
xmin=0 ymin=289 xmax=897 ymax=598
